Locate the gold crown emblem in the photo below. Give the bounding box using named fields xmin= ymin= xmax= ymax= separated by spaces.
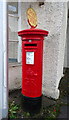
xmin=27 ymin=8 xmax=37 ymax=28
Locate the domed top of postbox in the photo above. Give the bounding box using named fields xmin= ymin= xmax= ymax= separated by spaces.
xmin=18 ymin=28 xmax=49 ymax=40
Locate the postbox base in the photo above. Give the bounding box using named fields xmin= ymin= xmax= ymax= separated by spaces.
xmin=21 ymin=94 xmax=42 ymax=114
xmin=22 ymin=94 xmax=42 ymax=101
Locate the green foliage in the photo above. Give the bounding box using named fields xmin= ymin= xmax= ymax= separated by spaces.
xmin=23 ymin=112 xmax=30 ymax=117
xmin=9 ymin=101 xmax=19 ymax=118
xmin=45 ymin=104 xmax=60 ymax=119
xmin=9 ymin=100 xmax=61 ymax=119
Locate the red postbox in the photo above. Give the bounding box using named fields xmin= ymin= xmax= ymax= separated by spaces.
xmin=18 ymin=28 xmax=48 ymax=99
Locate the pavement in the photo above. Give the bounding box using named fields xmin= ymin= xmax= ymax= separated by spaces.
xmin=57 ymin=68 xmax=69 ymax=119
xmin=57 ymin=96 xmax=68 ymax=119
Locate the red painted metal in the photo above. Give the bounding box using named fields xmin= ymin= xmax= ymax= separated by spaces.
xmin=18 ymin=28 xmax=48 ymax=98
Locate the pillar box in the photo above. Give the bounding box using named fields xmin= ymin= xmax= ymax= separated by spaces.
xmin=18 ymin=28 xmax=48 ymax=99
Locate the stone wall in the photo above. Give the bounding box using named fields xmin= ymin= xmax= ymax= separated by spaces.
xmin=9 ymin=63 xmax=22 ymax=90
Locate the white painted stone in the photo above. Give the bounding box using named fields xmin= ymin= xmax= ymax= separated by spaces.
xmin=42 ymin=2 xmax=67 ymax=99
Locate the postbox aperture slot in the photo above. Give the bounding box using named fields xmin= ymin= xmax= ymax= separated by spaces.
xmin=24 ymin=44 xmax=37 ymax=47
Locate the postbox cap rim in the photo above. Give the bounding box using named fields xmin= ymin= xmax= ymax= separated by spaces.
xmin=18 ymin=28 xmax=49 ymax=37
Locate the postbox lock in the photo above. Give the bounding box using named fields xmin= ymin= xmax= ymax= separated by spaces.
xmin=29 ymin=40 xmax=32 ymax=42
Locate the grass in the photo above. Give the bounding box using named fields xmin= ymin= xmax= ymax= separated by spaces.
xmin=8 ymin=100 xmax=61 ymax=119
xmin=8 ymin=101 xmax=19 ymax=118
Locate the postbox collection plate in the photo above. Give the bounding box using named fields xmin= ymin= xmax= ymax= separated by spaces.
xmin=26 ymin=52 xmax=34 ymax=64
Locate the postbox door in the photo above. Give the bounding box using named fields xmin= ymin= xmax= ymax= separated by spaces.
xmin=22 ymin=40 xmax=43 ymax=98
